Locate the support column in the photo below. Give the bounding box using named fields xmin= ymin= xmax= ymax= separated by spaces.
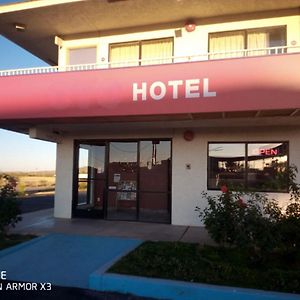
xmin=54 ymin=138 xmax=74 ymax=219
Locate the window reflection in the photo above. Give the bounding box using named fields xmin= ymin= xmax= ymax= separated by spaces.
xmin=107 ymin=142 xmax=138 ymax=221
xmin=208 ymin=142 xmax=288 ymax=192
xmin=139 ymin=141 xmax=171 ymax=223
xmin=109 ymin=142 xmax=138 ymax=193
xmin=247 ymin=143 xmax=288 ymax=191
xmin=208 ymin=144 xmax=245 ymax=189
xmin=77 ymin=144 xmax=105 ymax=211
xmin=139 ymin=141 xmax=171 ymax=192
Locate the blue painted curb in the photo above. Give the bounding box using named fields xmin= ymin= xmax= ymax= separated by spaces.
xmin=89 ymin=238 xmax=143 ymax=284
xmin=91 ymin=240 xmax=143 ymax=276
xmin=89 ymin=273 xmax=300 ymax=300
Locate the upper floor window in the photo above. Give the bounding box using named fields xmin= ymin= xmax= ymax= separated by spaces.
xmin=209 ymin=26 xmax=286 ymax=59
xmin=109 ymin=38 xmax=173 ymax=68
xmin=68 ymin=47 xmax=97 ymax=65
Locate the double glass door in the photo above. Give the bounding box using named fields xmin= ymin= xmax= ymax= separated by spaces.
xmin=74 ymin=140 xmax=171 ymax=223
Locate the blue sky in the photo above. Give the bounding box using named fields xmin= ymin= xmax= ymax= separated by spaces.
xmin=0 ymin=0 xmax=56 ymax=172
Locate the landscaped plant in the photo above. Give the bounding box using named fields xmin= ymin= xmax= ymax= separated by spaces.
xmin=196 ymin=165 xmax=300 ymax=256
xmin=196 ymin=187 xmax=278 ymax=252
xmin=109 ymin=241 xmax=300 ymax=293
xmin=0 ymin=174 xmax=22 ymax=238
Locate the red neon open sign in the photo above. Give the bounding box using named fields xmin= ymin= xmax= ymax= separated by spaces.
xmin=260 ymin=149 xmax=278 ymax=156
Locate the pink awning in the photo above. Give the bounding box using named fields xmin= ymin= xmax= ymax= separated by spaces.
xmin=0 ymin=53 xmax=299 ymax=121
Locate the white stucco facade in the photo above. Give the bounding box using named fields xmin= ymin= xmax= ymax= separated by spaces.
xmin=172 ymin=126 xmax=300 ymax=226
xmin=54 ymin=138 xmax=74 ymax=219
xmin=57 ymin=14 xmax=300 ymax=67
xmin=54 ymin=124 xmax=300 ymax=226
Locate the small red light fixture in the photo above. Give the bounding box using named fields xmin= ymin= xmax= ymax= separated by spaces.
xmin=185 ymin=20 xmax=196 ymax=32
xmin=183 ymin=130 xmax=194 ymax=141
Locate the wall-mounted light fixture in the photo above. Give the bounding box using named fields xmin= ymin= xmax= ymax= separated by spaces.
xmin=14 ymin=23 xmax=26 ymax=32
xmin=185 ymin=20 xmax=196 ymax=32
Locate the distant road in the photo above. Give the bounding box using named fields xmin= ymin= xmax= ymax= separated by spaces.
xmin=17 ymin=195 xmax=54 ymax=214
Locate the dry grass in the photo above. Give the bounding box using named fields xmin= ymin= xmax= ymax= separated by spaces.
xmin=18 ymin=176 xmax=55 ymax=188
xmin=1 ymin=172 xmax=56 ymax=196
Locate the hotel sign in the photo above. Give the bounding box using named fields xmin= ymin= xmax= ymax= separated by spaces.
xmin=0 ymin=53 xmax=299 ymax=120
xmin=133 ymin=79 xmax=216 ymax=101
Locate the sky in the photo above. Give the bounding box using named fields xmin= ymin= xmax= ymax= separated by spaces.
xmin=0 ymin=0 xmax=56 ymax=172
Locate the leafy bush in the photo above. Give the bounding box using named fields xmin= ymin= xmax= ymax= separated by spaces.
xmin=0 ymin=175 xmax=22 ymax=237
xmin=196 ymin=165 xmax=300 ymax=255
xmin=277 ymin=166 xmax=300 ymax=252
xmin=196 ymin=187 xmax=278 ymax=251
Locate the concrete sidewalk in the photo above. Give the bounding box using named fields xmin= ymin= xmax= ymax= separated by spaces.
xmin=1 ymin=232 xmax=297 ymax=300
xmin=12 ymin=209 xmax=213 ymax=244
xmin=0 ymin=234 xmax=141 ymax=289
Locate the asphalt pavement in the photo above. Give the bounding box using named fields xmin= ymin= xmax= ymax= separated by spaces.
xmin=17 ymin=195 xmax=54 ymax=214
xmin=0 ymin=281 xmax=155 ymax=300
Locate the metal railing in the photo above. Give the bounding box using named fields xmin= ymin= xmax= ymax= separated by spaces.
xmin=0 ymin=45 xmax=299 ymax=77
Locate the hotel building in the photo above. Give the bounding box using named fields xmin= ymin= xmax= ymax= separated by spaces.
xmin=0 ymin=0 xmax=300 ymax=226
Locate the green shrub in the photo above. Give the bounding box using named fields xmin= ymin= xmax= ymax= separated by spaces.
xmin=279 ymin=166 xmax=300 ymax=251
xmin=196 ymin=188 xmax=279 ymax=252
xmin=277 ymin=213 xmax=300 ymax=252
xmin=196 ymin=165 xmax=300 ymax=255
xmin=0 ymin=175 xmax=22 ymax=237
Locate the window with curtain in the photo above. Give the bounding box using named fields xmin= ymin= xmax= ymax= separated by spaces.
xmin=109 ymin=42 xmax=139 ymax=68
xmin=109 ymin=38 xmax=173 ymax=68
xmin=209 ymin=26 xmax=286 ymax=59
xmin=141 ymin=38 xmax=173 ymax=65
xmin=209 ymin=31 xmax=245 ymax=59
xmin=247 ymin=30 xmax=269 ymax=56
xmin=247 ymin=27 xmax=286 ymax=55
xmin=68 ymin=47 xmax=97 ymax=65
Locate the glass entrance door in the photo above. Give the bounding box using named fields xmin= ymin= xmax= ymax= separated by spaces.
xmin=107 ymin=142 xmax=138 ymax=221
xmin=73 ymin=139 xmax=171 ymax=223
xmin=139 ymin=141 xmax=171 ymax=223
xmin=74 ymin=143 xmax=106 ymax=218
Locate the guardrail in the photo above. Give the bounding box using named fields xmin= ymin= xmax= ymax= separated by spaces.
xmin=0 ymin=46 xmax=299 ymax=77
